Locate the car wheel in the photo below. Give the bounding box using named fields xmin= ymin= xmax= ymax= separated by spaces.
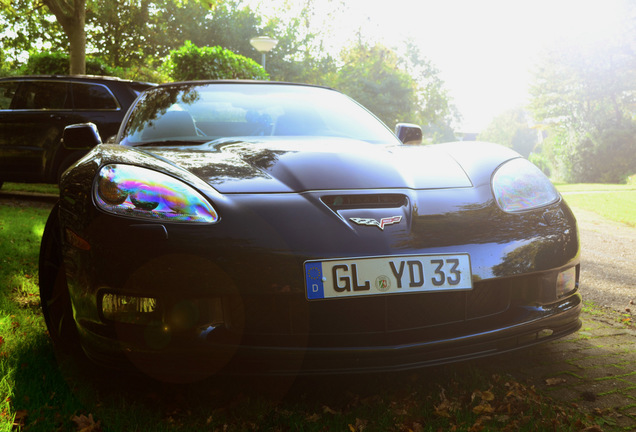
xmin=39 ymin=203 xmax=81 ymax=354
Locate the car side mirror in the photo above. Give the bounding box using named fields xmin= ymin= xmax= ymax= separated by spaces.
xmin=63 ymin=123 xmax=102 ymax=150
xmin=395 ymin=123 xmax=423 ymax=145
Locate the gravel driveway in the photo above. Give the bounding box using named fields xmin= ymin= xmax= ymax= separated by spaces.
xmin=572 ymin=206 xmax=636 ymax=314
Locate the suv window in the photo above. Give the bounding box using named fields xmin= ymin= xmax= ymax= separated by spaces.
xmin=72 ymin=83 xmax=119 ymax=110
xmin=11 ymin=81 xmax=70 ymax=110
xmin=0 ymin=76 xmax=155 ymax=185
xmin=0 ymin=81 xmax=18 ymax=109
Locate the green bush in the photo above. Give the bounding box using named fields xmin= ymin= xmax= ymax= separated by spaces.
xmin=18 ymin=51 xmax=114 ymax=76
xmin=111 ymin=63 xmax=167 ymax=83
xmin=13 ymin=51 xmax=162 ymax=83
xmin=165 ymin=41 xmax=268 ymax=81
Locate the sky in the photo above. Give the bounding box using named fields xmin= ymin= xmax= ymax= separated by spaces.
xmin=251 ymin=0 xmax=630 ymax=132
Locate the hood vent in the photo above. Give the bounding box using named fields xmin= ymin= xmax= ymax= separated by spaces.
xmin=322 ymin=194 xmax=408 ymax=210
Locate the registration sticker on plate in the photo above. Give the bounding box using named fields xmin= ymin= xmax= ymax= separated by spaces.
xmin=304 ymin=254 xmax=472 ymax=300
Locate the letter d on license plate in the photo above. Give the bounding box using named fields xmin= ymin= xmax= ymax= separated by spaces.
xmin=304 ymin=253 xmax=472 ymax=300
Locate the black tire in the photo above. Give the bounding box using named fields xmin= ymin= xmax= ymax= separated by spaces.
xmin=39 ymin=203 xmax=81 ymax=354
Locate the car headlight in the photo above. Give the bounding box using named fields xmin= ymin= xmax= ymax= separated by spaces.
xmin=491 ymin=158 xmax=560 ymax=212
xmin=94 ymin=164 xmax=219 ymax=223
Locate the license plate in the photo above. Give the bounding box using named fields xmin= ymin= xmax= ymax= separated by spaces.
xmin=304 ymin=253 xmax=472 ymax=300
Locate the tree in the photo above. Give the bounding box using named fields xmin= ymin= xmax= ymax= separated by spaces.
xmin=86 ymin=0 xmax=261 ymax=71
xmin=1 ymin=0 xmax=94 ymax=75
xmin=332 ymin=43 xmax=418 ymax=128
xmin=42 ymin=0 xmax=86 ymax=74
xmin=1 ymin=0 xmax=228 ymax=76
xmin=257 ymin=0 xmax=340 ymax=85
xmin=529 ymin=42 xmax=636 ymax=135
xmin=0 ymin=0 xmax=456 ymax=140
xmin=401 ymin=39 xmax=458 ymax=135
xmin=86 ymin=0 xmax=155 ymax=69
xmin=528 ymin=6 xmax=636 ymax=182
xmin=328 ymin=40 xmax=456 ymax=139
xmin=0 ymin=0 xmax=65 ymax=69
xmin=478 ymin=108 xmax=538 ymax=158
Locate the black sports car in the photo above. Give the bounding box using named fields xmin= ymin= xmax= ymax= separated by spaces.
xmin=39 ymin=81 xmax=581 ymax=380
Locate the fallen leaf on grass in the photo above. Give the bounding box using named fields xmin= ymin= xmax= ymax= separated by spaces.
xmin=348 ymin=417 xmax=368 ymax=432
xmin=408 ymin=422 xmax=424 ymax=432
xmin=469 ymin=415 xmax=492 ymax=432
xmin=494 ymin=414 xmax=510 ymax=423
xmin=322 ymin=405 xmax=339 ymax=414
xmin=472 ymin=402 xmax=494 ymax=415
xmin=545 ymin=377 xmax=567 ymax=386
xmin=13 ymin=410 xmax=27 ymax=427
xmin=71 ymin=413 xmax=102 ymax=432
xmin=471 ymin=389 xmax=496 ymax=415
xmin=433 ymin=397 xmax=453 ymax=418
xmin=305 ymin=413 xmax=321 ymax=422
xmin=472 ymin=390 xmax=495 ymax=402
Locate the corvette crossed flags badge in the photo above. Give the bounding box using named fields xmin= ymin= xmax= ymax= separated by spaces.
xmin=350 ymin=216 xmax=402 ymax=230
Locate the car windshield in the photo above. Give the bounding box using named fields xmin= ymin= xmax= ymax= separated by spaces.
xmin=119 ymin=83 xmax=400 ymax=146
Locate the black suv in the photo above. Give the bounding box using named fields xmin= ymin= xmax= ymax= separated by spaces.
xmin=0 ymin=75 xmax=155 ymax=187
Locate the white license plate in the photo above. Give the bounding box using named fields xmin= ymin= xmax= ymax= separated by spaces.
xmin=304 ymin=253 xmax=472 ymax=300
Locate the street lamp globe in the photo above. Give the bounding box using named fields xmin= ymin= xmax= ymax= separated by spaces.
xmin=250 ymin=36 xmax=278 ymax=70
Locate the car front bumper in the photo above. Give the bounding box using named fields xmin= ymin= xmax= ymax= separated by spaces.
xmin=75 ymin=273 xmax=582 ymax=379
xmin=59 ymin=186 xmax=582 ymax=379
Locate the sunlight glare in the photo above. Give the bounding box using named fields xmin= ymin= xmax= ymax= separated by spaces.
xmin=244 ymin=0 xmax=631 ymax=131
xmin=543 ymin=0 xmax=627 ymax=47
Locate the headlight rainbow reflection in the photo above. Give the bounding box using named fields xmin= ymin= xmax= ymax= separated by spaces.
xmin=95 ymin=164 xmax=218 ymax=223
xmin=492 ymin=158 xmax=560 ymax=212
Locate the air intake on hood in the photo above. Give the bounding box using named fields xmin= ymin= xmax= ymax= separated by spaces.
xmin=322 ymin=194 xmax=408 ymax=210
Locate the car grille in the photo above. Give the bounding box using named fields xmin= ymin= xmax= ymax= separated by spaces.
xmin=227 ymin=279 xmax=511 ymax=342
xmin=321 ymin=193 xmax=408 ymax=210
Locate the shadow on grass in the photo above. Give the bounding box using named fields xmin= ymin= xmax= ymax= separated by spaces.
xmin=10 ymin=336 xmax=474 ymax=431
xmin=6 ymin=338 xmax=545 ymax=432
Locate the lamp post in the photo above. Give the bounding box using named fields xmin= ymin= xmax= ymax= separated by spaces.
xmin=250 ymin=36 xmax=278 ymax=71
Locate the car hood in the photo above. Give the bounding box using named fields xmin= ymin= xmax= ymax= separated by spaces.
xmin=141 ymin=138 xmax=473 ymax=194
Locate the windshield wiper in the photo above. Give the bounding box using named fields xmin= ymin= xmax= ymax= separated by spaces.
xmin=201 ymin=137 xmax=248 ymax=147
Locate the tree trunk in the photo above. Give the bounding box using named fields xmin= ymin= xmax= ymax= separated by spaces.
xmin=68 ymin=20 xmax=86 ymax=75
xmin=43 ymin=0 xmax=87 ymax=75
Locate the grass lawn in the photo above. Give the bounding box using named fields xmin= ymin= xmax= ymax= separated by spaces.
xmin=555 ymin=183 xmax=636 ymax=193
xmin=556 ymin=184 xmax=636 ymax=227
xmin=0 ymin=183 xmax=59 ymax=195
xmin=0 ymin=184 xmax=619 ymax=431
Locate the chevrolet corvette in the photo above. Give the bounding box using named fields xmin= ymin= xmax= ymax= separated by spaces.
xmin=39 ymin=81 xmax=581 ymax=380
